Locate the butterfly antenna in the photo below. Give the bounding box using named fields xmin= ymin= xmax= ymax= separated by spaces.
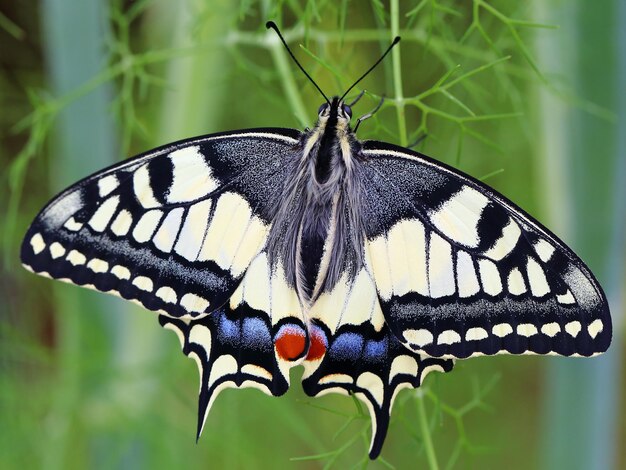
xmin=266 ymin=21 xmax=330 ymax=105
xmin=340 ymin=36 xmax=401 ymax=102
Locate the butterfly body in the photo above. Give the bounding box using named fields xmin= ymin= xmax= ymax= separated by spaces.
xmin=268 ymin=96 xmax=365 ymax=305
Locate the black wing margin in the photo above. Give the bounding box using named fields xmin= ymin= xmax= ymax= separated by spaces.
xmin=359 ymin=141 xmax=611 ymax=359
xmin=21 ymin=128 xmax=301 ymax=319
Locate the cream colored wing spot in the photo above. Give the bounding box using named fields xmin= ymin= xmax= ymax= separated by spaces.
xmin=240 ymin=252 xmax=271 ymax=313
xmin=437 ymin=330 xmax=461 ymax=345
xmin=428 ymin=233 xmax=455 ymax=298
xmin=402 ymin=219 xmax=428 ymax=296
xmin=517 ymin=323 xmax=538 ymax=337
xmin=88 ymin=195 xmax=120 ymax=232
xmin=541 ymin=322 xmax=561 ymax=337
xmin=97 ymin=174 xmax=119 ymax=197
xmin=456 ymin=250 xmax=480 ymax=298
xmin=565 ymin=321 xmax=582 ymax=338
xmin=307 ymin=265 xmax=383 ymax=342
xmin=318 ymin=373 xmax=353 ymax=385
xmin=188 ymin=324 xmax=212 ymax=355
xmin=466 ymin=327 xmax=488 ymax=341
xmin=557 ymin=290 xmax=576 ymax=305
xmin=66 ymin=249 xmax=86 ymax=266
xmin=87 ymin=258 xmax=109 ymax=274
xmin=132 ymin=164 xmax=160 ymax=208
xmin=478 ymin=258 xmax=502 ymax=296
xmin=507 ymin=267 xmax=526 ymax=296
xmin=197 ymin=192 xmax=246 ymax=267
xmin=388 ymin=355 xmax=419 ymax=383
xmin=153 ymin=208 xmax=184 ymax=253
xmin=230 ymin=216 xmax=269 ymax=278
xmin=132 ymin=276 xmax=154 ymax=292
xmin=492 ymin=323 xmax=513 ymax=338
xmin=214 ymin=197 xmax=253 ymax=271
xmin=342 ymin=269 xmax=382 ymax=330
xmin=132 ymin=210 xmax=163 ymax=243
xmin=533 ymin=239 xmax=555 ymax=263
xmin=207 ymin=354 xmax=238 ymax=389
xmin=403 ymin=329 xmax=434 ymax=347
xmin=63 ymin=216 xmax=83 ymax=232
xmin=111 ymin=265 xmax=131 ymax=280
xmin=111 ymin=209 xmax=133 ymax=236
xmin=49 ymin=241 xmax=66 ymax=259
xmin=429 ymin=186 xmax=489 ymax=248
xmin=587 ymin=319 xmax=603 ymax=339
xmin=356 ymin=372 xmax=385 ymax=405
xmin=269 ymin=261 xmax=302 ymax=324
xmin=180 ymin=293 xmax=210 ymax=314
xmin=156 ymin=286 xmax=178 ymax=304
xmin=241 ymin=364 xmax=273 ymax=381
xmin=367 ymin=234 xmax=393 ymax=301
xmin=30 ymin=233 xmax=46 ymax=255
xmin=386 ymin=221 xmax=411 ymax=297
xmin=313 ymin=275 xmax=353 ymax=334
xmin=526 ymin=257 xmax=550 ymax=297
xmin=175 ymin=199 xmax=212 ymax=262
xmin=166 ymin=146 xmax=219 ymax=203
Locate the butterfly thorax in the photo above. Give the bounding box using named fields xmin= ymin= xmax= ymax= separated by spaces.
xmin=267 ymin=98 xmax=365 ymax=306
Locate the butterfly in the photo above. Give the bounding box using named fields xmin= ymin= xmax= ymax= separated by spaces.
xmin=20 ymin=21 xmax=611 ymax=459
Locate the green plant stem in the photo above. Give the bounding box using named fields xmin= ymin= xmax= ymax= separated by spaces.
xmin=416 ymin=391 xmax=439 ymax=470
xmin=390 ymin=0 xmax=408 ymax=146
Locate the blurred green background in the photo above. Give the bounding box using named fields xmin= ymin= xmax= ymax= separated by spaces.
xmin=1 ymin=1 xmax=624 ymax=469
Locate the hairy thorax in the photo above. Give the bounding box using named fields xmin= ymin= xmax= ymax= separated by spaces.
xmin=267 ymin=116 xmax=365 ymax=306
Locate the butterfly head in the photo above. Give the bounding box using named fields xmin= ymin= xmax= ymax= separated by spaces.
xmin=317 ymin=97 xmax=352 ymax=123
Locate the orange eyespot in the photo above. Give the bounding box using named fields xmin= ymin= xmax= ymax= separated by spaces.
xmin=306 ymin=325 xmax=327 ymax=361
xmin=274 ymin=325 xmax=307 ymax=361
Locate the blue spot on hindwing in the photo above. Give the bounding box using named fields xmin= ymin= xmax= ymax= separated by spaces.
xmin=217 ymin=311 xmax=240 ymax=342
xmin=329 ymin=332 xmax=364 ymax=361
xmin=364 ymin=337 xmax=388 ymax=362
xmin=242 ymin=317 xmax=271 ymax=351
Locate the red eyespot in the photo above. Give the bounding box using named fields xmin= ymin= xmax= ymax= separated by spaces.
xmin=306 ymin=325 xmax=327 ymax=361
xmin=274 ymin=324 xmax=307 ymax=361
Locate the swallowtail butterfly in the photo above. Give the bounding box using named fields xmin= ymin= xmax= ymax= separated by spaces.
xmin=21 ymin=22 xmax=611 ymax=459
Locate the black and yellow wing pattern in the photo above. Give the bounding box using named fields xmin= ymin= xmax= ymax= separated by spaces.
xmin=21 ymin=127 xmax=610 ymax=460
xmin=359 ymin=140 xmax=611 ymax=360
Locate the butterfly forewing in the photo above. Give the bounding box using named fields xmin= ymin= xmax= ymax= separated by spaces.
xmin=21 ymin=129 xmax=301 ymax=319
xmin=360 ymin=141 xmax=611 ymax=359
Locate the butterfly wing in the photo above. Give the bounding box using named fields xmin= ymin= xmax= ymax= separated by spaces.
xmin=159 ymin=249 xmax=307 ymax=438
xmin=359 ymin=141 xmax=611 ymax=359
xmin=21 ymin=128 xmax=301 ymax=319
xmin=302 ymin=267 xmax=453 ymax=459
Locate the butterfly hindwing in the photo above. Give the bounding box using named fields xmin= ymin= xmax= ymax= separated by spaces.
xmin=21 ymin=129 xmax=301 ymax=319
xmin=360 ymin=141 xmax=611 ymax=359
xmin=302 ymin=266 xmax=453 ymax=459
xmin=159 ymin=249 xmax=307 ymax=438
